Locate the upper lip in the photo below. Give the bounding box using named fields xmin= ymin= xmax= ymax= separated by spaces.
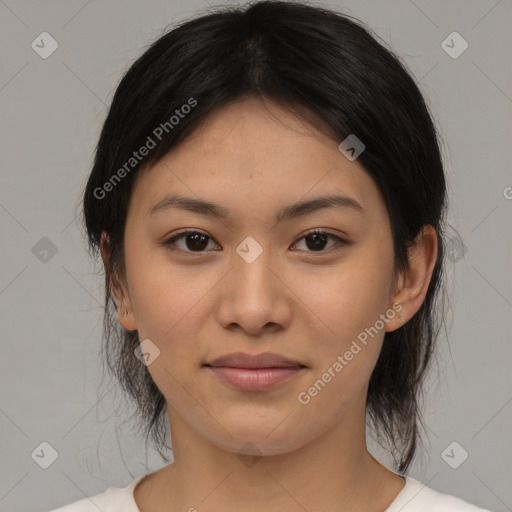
xmin=204 ymin=351 xmax=306 ymax=369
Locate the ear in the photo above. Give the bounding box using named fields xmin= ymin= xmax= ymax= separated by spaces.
xmin=100 ymin=232 xmax=137 ymax=331
xmin=385 ymin=224 xmax=438 ymax=332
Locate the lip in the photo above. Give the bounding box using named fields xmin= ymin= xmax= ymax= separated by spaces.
xmin=205 ymin=351 xmax=306 ymax=369
xmin=203 ymin=352 xmax=307 ymax=391
xmin=205 ymin=366 xmax=306 ymax=391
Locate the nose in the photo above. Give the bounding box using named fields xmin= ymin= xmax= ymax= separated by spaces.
xmin=215 ymin=242 xmax=292 ymax=336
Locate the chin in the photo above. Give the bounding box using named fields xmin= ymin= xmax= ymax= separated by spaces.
xmin=203 ymin=417 xmax=310 ymax=457
xmin=216 ymin=434 xmax=302 ymax=458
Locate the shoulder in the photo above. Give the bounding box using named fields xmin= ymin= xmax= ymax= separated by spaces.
xmin=386 ymin=476 xmax=493 ymax=512
xmin=46 ymin=477 xmax=142 ymax=512
xmin=47 ymin=489 xmax=110 ymax=512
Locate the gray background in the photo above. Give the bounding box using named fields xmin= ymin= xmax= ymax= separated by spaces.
xmin=1 ymin=0 xmax=511 ymax=511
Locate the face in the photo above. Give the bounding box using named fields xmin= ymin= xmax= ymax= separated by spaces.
xmin=112 ymin=96 xmax=403 ymax=456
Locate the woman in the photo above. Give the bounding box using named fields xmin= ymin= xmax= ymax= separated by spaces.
xmin=50 ymin=1 xmax=492 ymax=510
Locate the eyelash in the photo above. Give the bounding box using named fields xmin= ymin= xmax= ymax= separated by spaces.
xmin=163 ymin=228 xmax=347 ymax=254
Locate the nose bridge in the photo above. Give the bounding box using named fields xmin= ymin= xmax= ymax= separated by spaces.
xmin=216 ymin=234 xmax=290 ymax=333
xmin=232 ymin=234 xmax=276 ymax=301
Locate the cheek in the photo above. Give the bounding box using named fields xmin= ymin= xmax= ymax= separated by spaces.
xmin=295 ymin=266 xmax=389 ymax=416
xmin=298 ymin=254 xmax=393 ymax=342
xmin=126 ymin=244 xmax=214 ymax=343
xmin=291 ymin=252 xmax=393 ymax=406
xmin=128 ymin=265 xmax=209 ymax=411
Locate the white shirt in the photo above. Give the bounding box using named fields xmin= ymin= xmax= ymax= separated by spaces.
xmin=48 ymin=473 xmax=493 ymax=512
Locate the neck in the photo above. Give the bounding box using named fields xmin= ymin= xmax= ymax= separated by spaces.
xmin=140 ymin=408 xmax=405 ymax=512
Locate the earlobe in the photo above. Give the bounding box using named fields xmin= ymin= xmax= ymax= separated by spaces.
xmin=385 ymin=299 xmax=407 ymax=333
xmin=386 ymin=225 xmax=438 ymax=332
xmin=114 ymin=291 xmax=137 ymax=331
xmin=118 ymin=304 xmax=137 ymax=331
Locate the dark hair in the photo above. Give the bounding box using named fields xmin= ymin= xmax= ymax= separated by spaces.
xmin=81 ymin=0 xmax=447 ymax=474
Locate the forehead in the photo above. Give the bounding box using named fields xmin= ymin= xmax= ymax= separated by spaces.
xmin=128 ymin=97 xmax=386 ymax=225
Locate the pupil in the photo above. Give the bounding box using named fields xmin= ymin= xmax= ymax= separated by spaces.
xmin=188 ymin=233 xmax=208 ymax=251
xmin=307 ymin=233 xmax=327 ymax=251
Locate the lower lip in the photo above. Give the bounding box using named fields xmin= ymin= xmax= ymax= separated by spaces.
xmin=205 ymin=366 xmax=305 ymax=391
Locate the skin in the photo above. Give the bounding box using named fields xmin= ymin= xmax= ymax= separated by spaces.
xmin=101 ymin=96 xmax=438 ymax=512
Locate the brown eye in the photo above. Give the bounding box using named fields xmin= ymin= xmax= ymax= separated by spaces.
xmin=292 ymin=230 xmax=346 ymax=252
xmin=164 ymin=230 xmax=219 ymax=252
xmin=164 ymin=229 xmax=347 ymax=255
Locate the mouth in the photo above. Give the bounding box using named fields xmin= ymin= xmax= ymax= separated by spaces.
xmin=203 ymin=366 xmax=307 ymax=391
xmin=203 ymin=352 xmax=307 ymax=391
xmin=204 ymin=351 xmax=307 ymax=369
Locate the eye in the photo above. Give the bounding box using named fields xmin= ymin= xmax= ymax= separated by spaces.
xmin=164 ymin=230 xmax=220 ymax=253
xmin=292 ymin=229 xmax=347 ymax=252
xmin=163 ymin=228 xmax=347 ymax=254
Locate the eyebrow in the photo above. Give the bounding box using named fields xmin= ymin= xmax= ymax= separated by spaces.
xmin=147 ymin=194 xmax=365 ymax=222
